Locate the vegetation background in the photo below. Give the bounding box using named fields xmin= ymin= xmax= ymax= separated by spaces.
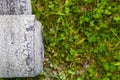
xmin=1 ymin=0 xmax=120 ymax=80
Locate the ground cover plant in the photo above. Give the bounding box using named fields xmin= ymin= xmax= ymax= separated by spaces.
xmin=31 ymin=0 xmax=120 ymax=80
xmin=1 ymin=0 xmax=120 ymax=80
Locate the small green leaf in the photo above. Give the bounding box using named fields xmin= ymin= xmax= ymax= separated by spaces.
xmin=65 ymin=7 xmax=70 ymax=14
xmin=87 ymin=36 xmax=96 ymax=43
xmin=74 ymin=34 xmax=79 ymax=39
xmin=103 ymin=77 xmax=110 ymax=80
xmin=68 ymin=70 xmax=75 ymax=75
xmin=85 ymin=17 xmax=91 ymax=22
xmin=90 ymin=21 xmax=95 ymax=27
xmin=103 ymin=62 xmax=109 ymax=71
xmin=77 ymin=77 xmax=83 ymax=80
xmin=114 ymin=16 xmax=120 ymax=21
xmin=114 ymin=62 xmax=120 ymax=66
xmin=105 ymin=10 xmax=111 ymax=15
xmin=93 ymin=14 xmax=101 ymax=18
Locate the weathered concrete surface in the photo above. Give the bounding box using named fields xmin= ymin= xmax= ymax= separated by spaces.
xmin=0 ymin=15 xmax=44 ymax=77
xmin=0 ymin=0 xmax=32 ymax=15
xmin=0 ymin=0 xmax=44 ymax=77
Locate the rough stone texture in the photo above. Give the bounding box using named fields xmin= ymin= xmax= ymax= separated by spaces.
xmin=0 ymin=0 xmax=32 ymax=15
xmin=0 ymin=0 xmax=44 ymax=77
xmin=0 ymin=15 xmax=44 ymax=77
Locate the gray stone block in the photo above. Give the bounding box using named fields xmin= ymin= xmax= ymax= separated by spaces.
xmin=0 ymin=15 xmax=44 ymax=77
xmin=0 ymin=0 xmax=44 ymax=77
xmin=0 ymin=0 xmax=32 ymax=15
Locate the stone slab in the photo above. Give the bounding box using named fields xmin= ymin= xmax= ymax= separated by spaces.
xmin=0 ymin=15 xmax=44 ymax=77
xmin=0 ymin=0 xmax=32 ymax=15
